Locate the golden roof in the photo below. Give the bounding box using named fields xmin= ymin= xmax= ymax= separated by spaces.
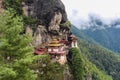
xmin=48 ymin=43 xmax=62 ymax=47
xmin=51 ymin=39 xmax=59 ymax=44
xmin=48 ymin=38 xmax=62 ymax=47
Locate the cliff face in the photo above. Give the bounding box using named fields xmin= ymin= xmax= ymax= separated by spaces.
xmin=22 ymin=0 xmax=70 ymax=48
xmin=0 ymin=0 xmax=3 ymax=14
xmin=23 ymin=0 xmax=67 ymax=23
xmin=23 ymin=1 xmax=72 ymax=80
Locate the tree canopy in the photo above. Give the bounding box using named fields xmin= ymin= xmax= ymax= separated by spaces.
xmin=0 ymin=9 xmax=39 ymax=80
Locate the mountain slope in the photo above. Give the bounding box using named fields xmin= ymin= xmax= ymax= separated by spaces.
xmin=81 ymin=27 xmax=120 ymax=54
xmin=78 ymin=39 xmax=120 ymax=80
xmin=71 ymin=26 xmax=120 ymax=80
xmin=77 ymin=16 xmax=120 ymax=54
xmin=71 ymin=25 xmax=98 ymax=44
xmin=67 ymin=48 xmax=113 ymax=80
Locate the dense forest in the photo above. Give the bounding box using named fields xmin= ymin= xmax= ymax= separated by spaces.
xmin=71 ymin=25 xmax=120 ymax=80
xmin=67 ymin=48 xmax=112 ymax=80
xmin=78 ymin=39 xmax=120 ymax=80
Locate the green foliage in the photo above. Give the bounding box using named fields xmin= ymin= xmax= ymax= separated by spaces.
xmin=60 ymin=20 xmax=71 ymax=29
xmin=4 ymin=0 xmax=23 ymax=15
xmin=82 ymin=27 xmax=120 ymax=53
xmin=0 ymin=9 xmax=64 ymax=80
xmin=0 ymin=9 xmax=40 ymax=80
xmin=23 ymin=16 xmax=38 ymax=31
xmin=68 ymin=48 xmax=84 ymax=80
xmin=78 ymin=39 xmax=120 ymax=80
xmin=32 ymin=55 xmax=65 ymax=80
xmin=71 ymin=25 xmax=98 ymax=44
xmin=82 ymin=55 xmax=113 ymax=80
xmin=72 ymin=25 xmax=120 ymax=80
xmin=0 ymin=66 xmax=16 ymax=80
xmin=68 ymin=48 xmax=112 ymax=80
xmin=23 ymin=16 xmax=38 ymax=25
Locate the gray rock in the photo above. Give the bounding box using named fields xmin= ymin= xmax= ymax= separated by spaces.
xmin=22 ymin=0 xmax=70 ymax=48
xmin=24 ymin=0 xmax=67 ymax=26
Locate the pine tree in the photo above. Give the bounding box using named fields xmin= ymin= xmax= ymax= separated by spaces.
xmin=0 ymin=9 xmax=40 ymax=80
xmin=68 ymin=48 xmax=84 ymax=80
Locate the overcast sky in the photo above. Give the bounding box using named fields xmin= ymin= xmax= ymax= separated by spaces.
xmin=61 ymin=0 xmax=120 ymax=27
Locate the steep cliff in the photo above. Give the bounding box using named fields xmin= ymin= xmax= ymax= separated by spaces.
xmin=22 ymin=0 xmax=70 ymax=48
xmin=23 ymin=0 xmax=72 ymax=80
xmin=0 ymin=0 xmax=3 ymax=14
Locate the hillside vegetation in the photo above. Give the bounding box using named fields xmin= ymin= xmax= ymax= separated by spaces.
xmin=78 ymin=39 xmax=120 ymax=80
xmin=72 ymin=25 xmax=120 ymax=80
xmin=67 ymin=48 xmax=113 ymax=80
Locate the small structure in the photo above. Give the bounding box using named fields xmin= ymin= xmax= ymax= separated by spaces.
xmin=59 ymin=39 xmax=69 ymax=45
xmin=34 ymin=48 xmax=45 ymax=55
xmin=68 ymin=35 xmax=78 ymax=48
xmin=47 ymin=38 xmax=66 ymax=64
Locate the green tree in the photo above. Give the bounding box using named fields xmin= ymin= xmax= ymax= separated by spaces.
xmin=68 ymin=48 xmax=84 ymax=80
xmin=67 ymin=47 xmax=113 ymax=80
xmin=4 ymin=0 xmax=23 ymax=15
xmin=0 ymin=9 xmax=39 ymax=80
xmin=31 ymin=55 xmax=64 ymax=80
xmin=60 ymin=20 xmax=71 ymax=29
xmin=78 ymin=39 xmax=120 ymax=80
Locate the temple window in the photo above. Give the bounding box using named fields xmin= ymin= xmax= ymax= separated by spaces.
xmin=48 ymin=48 xmax=52 ymax=52
xmin=53 ymin=49 xmax=59 ymax=52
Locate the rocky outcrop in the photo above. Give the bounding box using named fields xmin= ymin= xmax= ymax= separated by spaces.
xmin=33 ymin=25 xmax=51 ymax=48
xmin=33 ymin=0 xmax=67 ymax=25
xmin=22 ymin=1 xmax=72 ymax=79
xmin=48 ymin=11 xmax=62 ymax=34
xmin=22 ymin=0 xmax=70 ymax=48
xmin=23 ymin=0 xmax=67 ymax=25
xmin=0 ymin=0 xmax=3 ymax=14
xmin=25 ymin=25 xmax=33 ymax=37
